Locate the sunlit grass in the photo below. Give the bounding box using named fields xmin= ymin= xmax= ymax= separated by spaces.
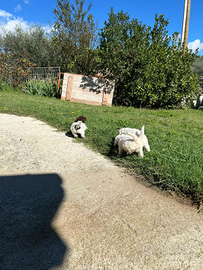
xmin=0 ymin=91 xmax=203 ymax=203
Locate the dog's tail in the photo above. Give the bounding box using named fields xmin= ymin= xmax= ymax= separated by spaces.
xmin=139 ymin=126 xmax=145 ymax=137
xmin=139 ymin=126 xmax=150 ymax=152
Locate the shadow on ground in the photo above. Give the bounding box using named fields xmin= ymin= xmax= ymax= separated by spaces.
xmin=0 ymin=173 xmax=68 ymax=270
xmin=65 ymin=131 xmax=74 ymax=138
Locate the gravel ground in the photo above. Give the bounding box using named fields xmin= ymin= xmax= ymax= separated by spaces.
xmin=1 ymin=113 xmax=203 ymax=270
xmin=0 ymin=113 xmax=115 ymax=174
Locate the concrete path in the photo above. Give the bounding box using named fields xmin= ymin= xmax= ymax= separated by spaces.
xmin=0 ymin=113 xmax=203 ymax=270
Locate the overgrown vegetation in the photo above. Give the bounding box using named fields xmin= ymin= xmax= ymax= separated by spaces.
xmin=0 ymin=25 xmax=57 ymax=67
xmin=51 ymin=0 xmax=98 ymax=74
xmin=98 ymin=9 xmax=200 ymax=108
xmin=193 ymin=56 xmax=203 ymax=75
xmin=0 ymin=0 xmax=201 ymax=109
xmin=0 ymin=51 xmax=35 ymax=86
xmin=0 ymin=91 xmax=202 ymax=205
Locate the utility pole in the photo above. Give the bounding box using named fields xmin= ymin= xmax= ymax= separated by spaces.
xmin=181 ymin=0 xmax=191 ymax=55
xmin=181 ymin=0 xmax=188 ymax=46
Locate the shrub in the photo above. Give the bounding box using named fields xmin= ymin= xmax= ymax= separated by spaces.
xmin=98 ymin=10 xmax=200 ymax=108
xmin=0 ymin=51 xmax=35 ymax=87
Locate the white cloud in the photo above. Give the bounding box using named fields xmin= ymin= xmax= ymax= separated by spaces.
xmin=0 ymin=9 xmax=50 ymax=34
xmin=14 ymin=5 xmax=22 ymax=13
xmin=188 ymin=39 xmax=203 ymax=53
xmin=0 ymin=9 xmax=30 ymax=33
xmin=0 ymin=17 xmax=29 ymax=33
xmin=24 ymin=0 xmax=29 ymax=4
xmin=42 ymin=25 xmax=52 ymax=34
xmin=0 ymin=9 xmax=12 ymax=18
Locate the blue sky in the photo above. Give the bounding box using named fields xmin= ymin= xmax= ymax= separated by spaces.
xmin=0 ymin=0 xmax=203 ymax=54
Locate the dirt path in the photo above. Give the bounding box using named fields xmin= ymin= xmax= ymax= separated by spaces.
xmin=0 ymin=113 xmax=203 ymax=270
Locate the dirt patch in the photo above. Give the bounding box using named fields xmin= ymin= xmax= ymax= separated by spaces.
xmin=0 ymin=113 xmax=115 ymax=174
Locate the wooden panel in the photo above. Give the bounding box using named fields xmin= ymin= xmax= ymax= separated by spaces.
xmin=61 ymin=73 xmax=114 ymax=106
xmin=61 ymin=73 xmax=69 ymax=100
xmin=66 ymin=75 xmax=74 ymax=100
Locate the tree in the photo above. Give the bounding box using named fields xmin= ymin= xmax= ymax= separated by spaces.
xmin=0 ymin=25 xmax=56 ymax=67
xmin=98 ymin=8 xmax=200 ymax=108
xmin=51 ymin=0 xmax=98 ymax=74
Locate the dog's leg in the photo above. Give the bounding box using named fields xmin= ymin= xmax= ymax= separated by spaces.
xmin=118 ymin=147 xmax=124 ymax=157
xmin=114 ymin=138 xmax=118 ymax=146
xmin=137 ymin=148 xmax=144 ymax=158
xmin=126 ymin=150 xmax=134 ymax=155
xmin=80 ymin=130 xmax=86 ymax=138
xmin=72 ymin=132 xmax=78 ymax=138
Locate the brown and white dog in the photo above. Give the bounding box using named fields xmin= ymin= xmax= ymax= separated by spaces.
xmin=70 ymin=116 xmax=87 ymax=138
xmin=74 ymin=116 xmax=87 ymax=123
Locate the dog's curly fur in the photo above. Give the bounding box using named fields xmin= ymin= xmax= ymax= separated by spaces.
xmin=75 ymin=116 xmax=87 ymax=123
xmin=70 ymin=120 xmax=87 ymax=138
xmin=114 ymin=133 xmax=144 ymax=158
xmin=114 ymin=134 xmax=132 ymax=147
xmin=118 ymin=126 xmax=150 ymax=152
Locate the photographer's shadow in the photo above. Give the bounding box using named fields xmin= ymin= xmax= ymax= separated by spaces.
xmin=0 ymin=173 xmax=68 ymax=270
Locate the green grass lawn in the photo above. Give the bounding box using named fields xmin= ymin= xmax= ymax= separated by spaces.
xmin=1 ymin=91 xmax=203 ymax=204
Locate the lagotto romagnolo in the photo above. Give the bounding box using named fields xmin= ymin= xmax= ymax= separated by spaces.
xmin=114 ymin=126 xmax=150 ymax=158
xmin=118 ymin=126 xmax=150 ymax=152
xmin=70 ymin=116 xmax=87 ymax=138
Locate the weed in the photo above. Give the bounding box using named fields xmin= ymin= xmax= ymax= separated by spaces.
xmin=25 ymin=79 xmax=57 ymax=97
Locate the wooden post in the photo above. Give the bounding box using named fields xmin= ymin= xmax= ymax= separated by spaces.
xmin=183 ymin=0 xmax=191 ymax=55
xmin=57 ymin=73 xmax=60 ymax=98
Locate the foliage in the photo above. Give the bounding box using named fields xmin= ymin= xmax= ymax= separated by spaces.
xmin=0 ymin=6 xmax=200 ymax=108
xmin=0 ymin=91 xmax=202 ymax=204
xmin=193 ymin=56 xmax=203 ymax=75
xmin=24 ymin=79 xmax=57 ymax=97
xmin=0 ymin=51 xmax=35 ymax=86
xmin=98 ymin=9 xmax=200 ymax=108
xmin=51 ymin=0 xmax=98 ymax=74
xmin=0 ymin=81 xmax=15 ymax=92
xmin=0 ymin=25 xmax=56 ymax=67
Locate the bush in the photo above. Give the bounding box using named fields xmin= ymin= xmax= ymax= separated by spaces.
xmin=98 ymin=10 xmax=200 ymax=108
xmin=0 ymin=51 xmax=35 ymax=87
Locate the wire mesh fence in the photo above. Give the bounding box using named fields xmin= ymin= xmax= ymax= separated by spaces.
xmin=29 ymin=67 xmax=60 ymax=81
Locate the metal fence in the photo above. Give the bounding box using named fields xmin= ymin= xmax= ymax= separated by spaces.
xmin=29 ymin=67 xmax=60 ymax=80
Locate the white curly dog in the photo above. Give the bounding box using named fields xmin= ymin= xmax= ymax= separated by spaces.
xmin=70 ymin=121 xmax=87 ymax=138
xmin=118 ymin=126 xmax=150 ymax=152
xmin=114 ymin=126 xmax=150 ymax=158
